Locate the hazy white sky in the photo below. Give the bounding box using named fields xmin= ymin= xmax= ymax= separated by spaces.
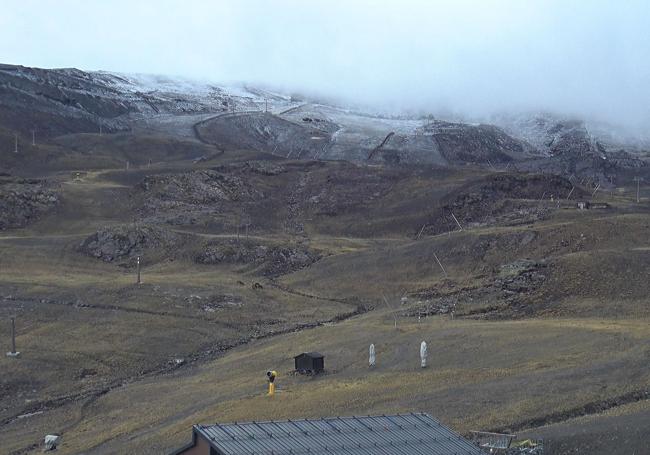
xmin=1 ymin=0 xmax=649 ymax=128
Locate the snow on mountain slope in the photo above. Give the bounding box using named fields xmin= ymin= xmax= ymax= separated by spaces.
xmin=93 ymin=71 xmax=295 ymax=115
xmin=1 ymin=63 xmax=646 ymax=175
xmin=0 ymin=63 xmax=297 ymax=138
xmin=491 ymin=112 xmax=650 ymax=158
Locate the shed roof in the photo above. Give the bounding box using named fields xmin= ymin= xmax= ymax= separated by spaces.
xmin=295 ymin=352 xmax=324 ymax=358
xmin=193 ymin=413 xmax=483 ymax=455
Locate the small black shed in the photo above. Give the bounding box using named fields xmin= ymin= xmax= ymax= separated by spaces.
xmin=294 ymin=352 xmax=324 ymax=374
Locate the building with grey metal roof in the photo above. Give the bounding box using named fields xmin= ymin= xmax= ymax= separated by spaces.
xmin=171 ymin=413 xmax=484 ymax=454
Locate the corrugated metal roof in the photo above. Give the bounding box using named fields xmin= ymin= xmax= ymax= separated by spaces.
xmin=195 ymin=413 xmax=483 ymax=455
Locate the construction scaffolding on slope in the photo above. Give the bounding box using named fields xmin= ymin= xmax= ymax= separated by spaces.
xmin=471 ymin=431 xmax=516 ymax=452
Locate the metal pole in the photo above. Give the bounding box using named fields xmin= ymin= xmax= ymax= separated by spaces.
xmin=136 ymin=257 xmax=141 ymax=285
xmin=31 ymin=129 xmax=35 ymax=146
xmin=11 ymin=317 xmax=16 ymax=354
xmin=433 ymin=252 xmax=447 ymax=277
xmin=566 ymin=186 xmax=575 ymax=200
xmin=416 ymin=224 xmax=426 ymax=240
xmin=592 ymin=183 xmax=600 ymax=198
xmin=451 ymin=213 xmax=463 ymax=231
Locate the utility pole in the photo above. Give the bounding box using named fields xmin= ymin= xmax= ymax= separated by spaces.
xmin=567 ymin=186 xmax=575 ymax=200
xmin=265 ymin=98 xmax=268 ymax=113
xmin=450 ymin=213 xmax=463 ymax=231
xmin=6 ymin=317 xmax=20 ymax=357
xmin=136 ymin=256 xmax=141 ymax=285
xmin=381 ymin=294 xmax=398 ymax=329
xmin=11 ymin=317 xmax=15 ymax=353
xmin=633 ymin=177 xmax=643 ymax=203
xmin=416 ymin=224 xmax=427 ymax=240
xmin=433 ymin=252 xmax=447 ymax=277
xmin=591 ymin=183 xmax=601 ymax=198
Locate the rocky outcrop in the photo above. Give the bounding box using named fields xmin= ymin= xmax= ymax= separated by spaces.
xmin=452 ymin=173 xmax=582 ymax=201
xmin=494 ymin=114 xmax=649 ymax=182
xmin=196 ymin=239 xmax=321 ymax=276
xmin=0 ymin=177 xmax=59 ymax=229
xmin=0 ymin=64 xmax=131 ymax=137
xmin=605 ymin=150 xmax=647 ymax=169
xmin=421 ymin=120 xmax=534 ymax=164
xmin=137 ymin=170 xmax=263 ymax=226
xmin=403 ymin=258 xmax=550 ymax=319
xmin=140 ymin=170 xmax=261 ymax=205
xmin=423 ymin=173 xmax=587 ymax=234
xmin=79 ymin=224 xmax=179 ymax=262
xmin=214 ymin=160 xmax=288 ymax=176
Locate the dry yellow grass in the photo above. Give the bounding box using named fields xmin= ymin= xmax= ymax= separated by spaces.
xmin=2 ymin=156 xmax=649 ymax=454
xmin=3 ymin=311 xmax=647 ymax=454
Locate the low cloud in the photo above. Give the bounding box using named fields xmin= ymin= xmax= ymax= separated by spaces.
xmin=1 ymin=0 xmax=648 ymax=130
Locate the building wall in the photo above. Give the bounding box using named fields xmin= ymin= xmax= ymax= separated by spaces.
xmin=175 ymin=435 xmax=212 ymax=455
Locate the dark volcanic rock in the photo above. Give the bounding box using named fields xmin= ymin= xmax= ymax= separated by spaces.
xmin=605 ymin=150 xmax=647 ymax=169
xmin=422 ymin=120 xmax=532 ymax=164
xmin=214 ymin=160 xmax=287 ymax=176
xmin=79 ymin=224 xmax=179 ymax=262
xmin=423 ymin=173 xmax=587 ymax=235
xmin=0 ymin=64 xmax=132 ymax=137
xmin=0 ymin=177 xmax=59 ymax=229
xmin=196 ymin=239 xmax=321 ymax=276
xmin=404 ymin=258 xmax=550 ymax=319
xmin=140 ymin=170 xmax=261 ymax=205
xmin=498 ymin=115 xmax=648 ymax=183
xmin=548 ymin=122 xmax=594 ymax=157
xmin=137 ymin=170 xmax=263 ymax=226
xmin=452 ymin=173 xmax=581 ymax=201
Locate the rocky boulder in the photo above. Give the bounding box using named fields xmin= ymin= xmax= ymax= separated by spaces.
xmin=0 ymin=177 xmax=59 ymax=229
xmin=196 ymin=239 xmax=320 ymax=276
xmin=79 ymin=224 xmax=178 ymax=262
xmin=140 ymin=170 xmax=261 ymax=204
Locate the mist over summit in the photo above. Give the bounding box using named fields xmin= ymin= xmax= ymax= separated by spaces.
xmin=2 ymin=0 xmax=649 ymax=131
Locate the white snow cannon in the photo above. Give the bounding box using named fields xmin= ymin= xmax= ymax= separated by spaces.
xmin=420 ymin=341 xmax=428 ymax=368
